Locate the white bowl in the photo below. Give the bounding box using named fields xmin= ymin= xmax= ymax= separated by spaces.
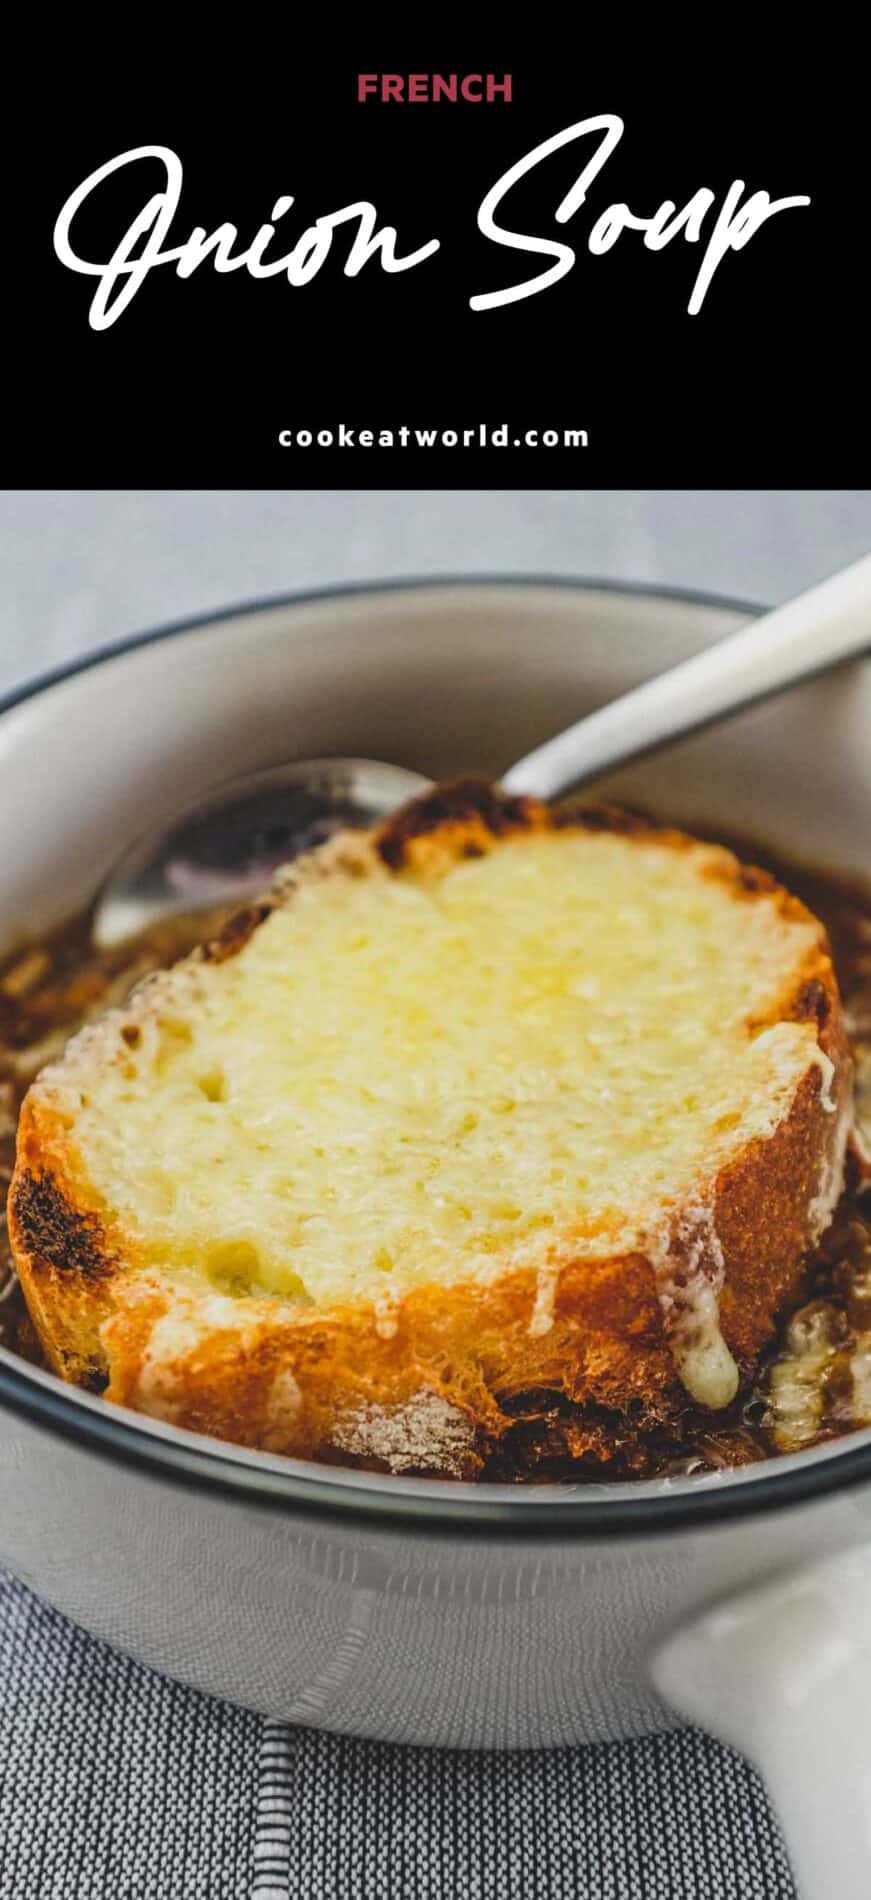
xmin=1 ymin=578 xmax=868 ymax=1898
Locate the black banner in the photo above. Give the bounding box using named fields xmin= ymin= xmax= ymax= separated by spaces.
xmin=7 ymin=34 xmax=865 ymax=486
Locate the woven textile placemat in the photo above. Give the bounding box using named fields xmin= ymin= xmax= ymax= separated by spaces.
xmin=1 ymin=1569 xmax=797 ymax=1899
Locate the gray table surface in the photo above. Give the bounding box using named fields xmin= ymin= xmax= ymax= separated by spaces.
xmin=2 ymin=489 xmax=870 ymax=697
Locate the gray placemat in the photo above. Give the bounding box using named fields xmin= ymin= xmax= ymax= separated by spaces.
xmin=1 ymin=1569 xmax=796 ymax=1899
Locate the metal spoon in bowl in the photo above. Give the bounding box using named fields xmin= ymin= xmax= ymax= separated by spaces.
xmin=93 ymin=555 xmax=871 ymax=948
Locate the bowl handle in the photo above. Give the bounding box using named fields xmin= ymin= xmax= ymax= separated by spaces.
xmin=650 ymin=1545 xmax=871 ymax=1900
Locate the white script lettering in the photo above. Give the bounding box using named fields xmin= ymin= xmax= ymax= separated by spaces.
xmin=471 ymin=115 xmax=810 ymax=314
xmin=53 ymin=146 xmax=441 ymax=331
xmin=53 ymin=134 xmax=810 ymax=329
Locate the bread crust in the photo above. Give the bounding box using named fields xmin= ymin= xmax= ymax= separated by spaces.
xmin=8 ymin=783 xmax=853 ymax=1475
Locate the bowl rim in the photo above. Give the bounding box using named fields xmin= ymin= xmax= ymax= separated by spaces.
xmin=2 ymin=567 xmax=870 ymax=1540
xmin=0 ymin=570 xmax=763 ymax=723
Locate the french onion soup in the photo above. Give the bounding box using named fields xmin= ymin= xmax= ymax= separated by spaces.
xmin=2 ymin=781 xmax=869 ymax=1480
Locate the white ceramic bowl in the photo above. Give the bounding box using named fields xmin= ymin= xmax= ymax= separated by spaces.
xmin=1 ymin=578 xmax=869 ymax=1899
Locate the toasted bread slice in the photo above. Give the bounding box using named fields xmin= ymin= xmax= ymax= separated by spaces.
xmin=9 ymin=783 xmax=852 ymax=1476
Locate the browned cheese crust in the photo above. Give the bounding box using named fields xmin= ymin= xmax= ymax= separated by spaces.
xmin=8 ymin=782 xmax=852 ymax=1476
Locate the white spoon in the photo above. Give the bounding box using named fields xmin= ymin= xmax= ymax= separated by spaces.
xmin=93 ymin=555 xmax=871 ymax=947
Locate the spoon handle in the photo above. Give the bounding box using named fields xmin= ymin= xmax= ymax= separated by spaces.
xmin=502 ymin=552 xmax=871 ymax=801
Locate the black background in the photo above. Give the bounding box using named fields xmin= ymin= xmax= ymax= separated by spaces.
xmin=6 ymin=33 xmax=866 ymax=487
